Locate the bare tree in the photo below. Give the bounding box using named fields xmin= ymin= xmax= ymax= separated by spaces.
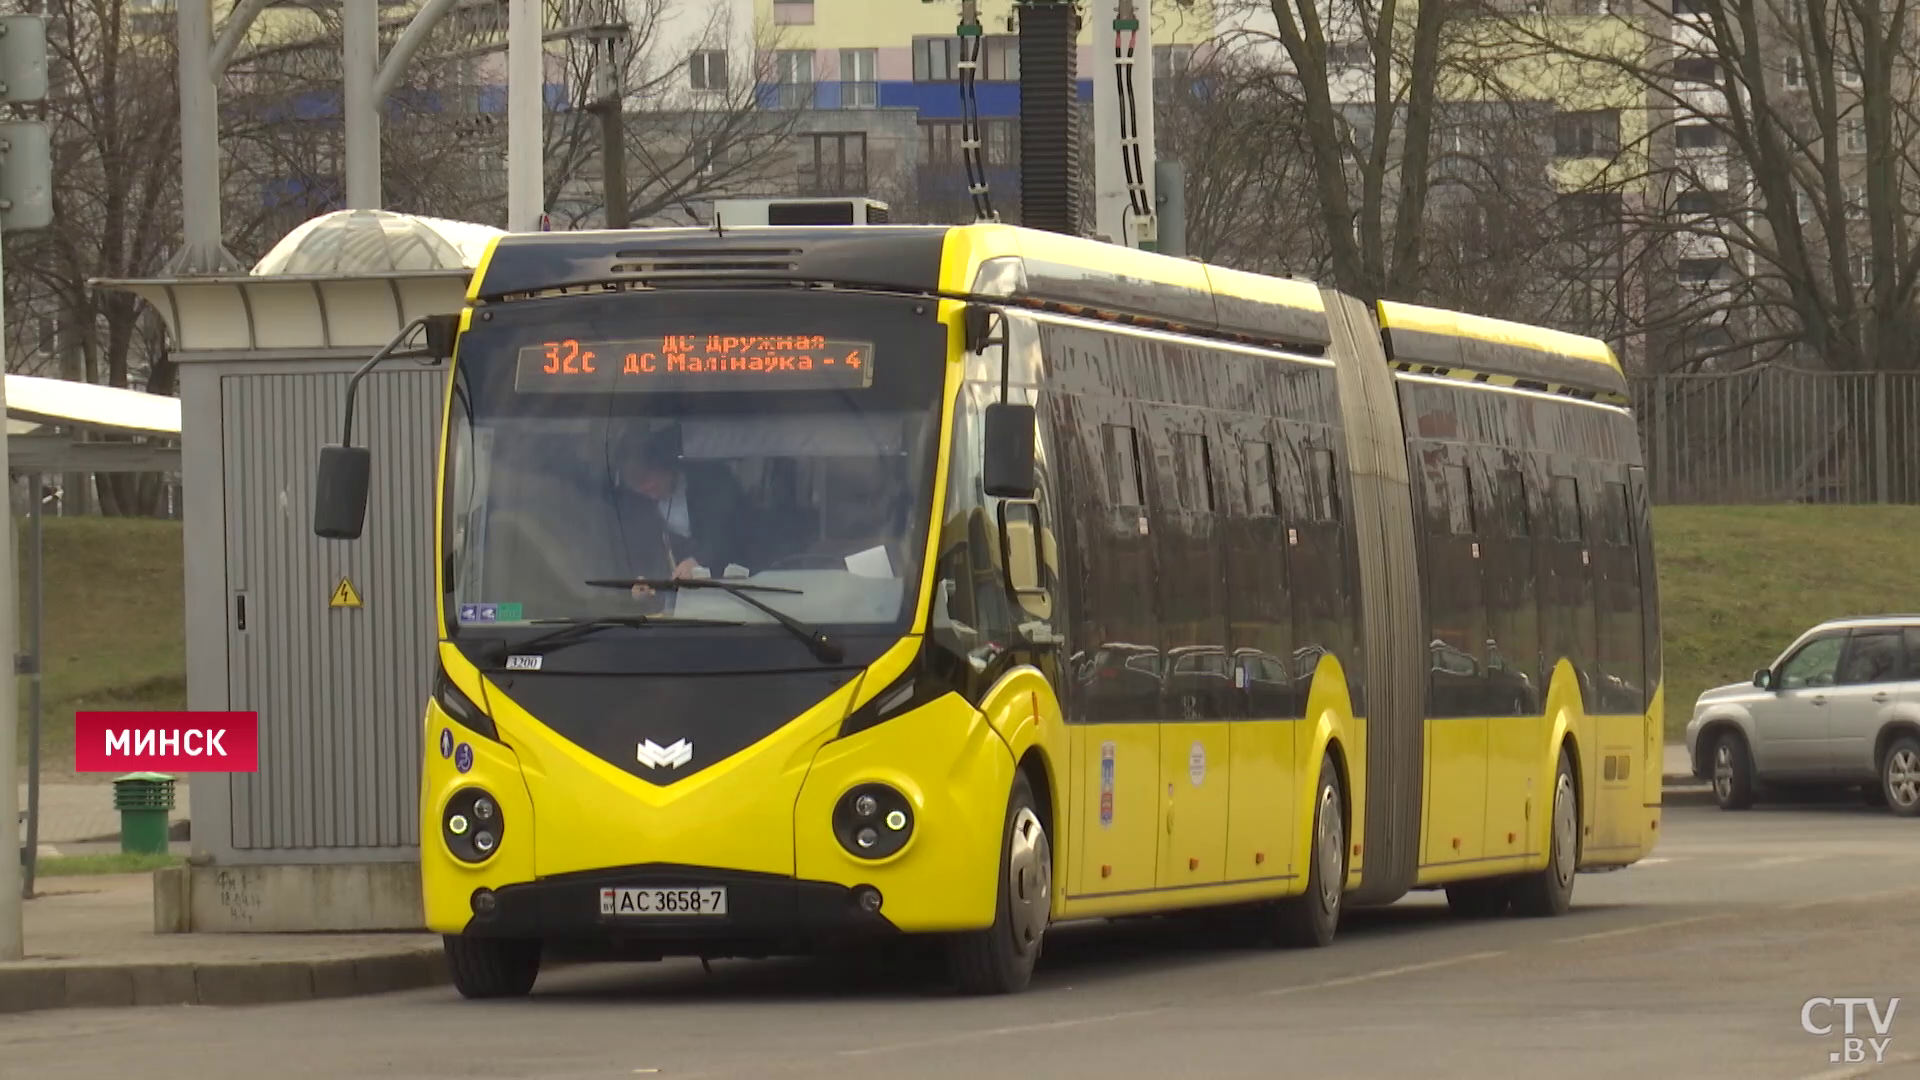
xmin=1509 ymin=0 xmax=1920 ymax=375
xmin=0 ymin=0 xmax=285 ymax=514
xmin=220 ymin=0 xmax=799 ymax=232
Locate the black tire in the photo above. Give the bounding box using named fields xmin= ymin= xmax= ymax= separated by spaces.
xmin=1510 ymin=749 xmax=1578 ymax=918
xmin=1710 ymin=729 xmax=1757 ymax=811
xmin=443 ymin=934 xmax=541 ymax=999
xmin=1880 ymin=734 xmax=1920 ymax=818
xmin=1270 ymin=755 xmax=1345 ymax=948
xmin=1445 ymin=879 xmax=1511 ymax=919
xmin=948 ymin=771 xmax=1051 ymax=995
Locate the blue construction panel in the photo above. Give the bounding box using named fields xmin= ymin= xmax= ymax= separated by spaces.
xmin=745 ymin=80 xmax=1098 ymax=119
xmin=475 ymin=83 xmax=571 ymax=114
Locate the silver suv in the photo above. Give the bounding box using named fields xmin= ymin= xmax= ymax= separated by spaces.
xmin=1685 ymin=616 xmax=1920 ymax=816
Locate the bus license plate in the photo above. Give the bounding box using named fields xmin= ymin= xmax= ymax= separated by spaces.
xmin=600 ymin=887 xmax=727 ymax=916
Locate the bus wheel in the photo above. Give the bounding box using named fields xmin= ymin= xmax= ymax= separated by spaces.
xmin=1510 ymin=749 xmax=1578 ymax=918
xmin=443 ymin=934 xmax=542 ymax=999
xmin=1271 ymin=756 xmax=1344 ymax=948
xmin=948 ymin=772 xmax=1050 ymax=995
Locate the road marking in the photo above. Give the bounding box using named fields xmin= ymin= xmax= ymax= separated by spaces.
xmin=1634 ymin=857 xmax=1676 ymax=867
xmin=836 ymin=1008 xmax=1168 ymax=1057
xmin=838 ymin=950 xmax=1508 ymax=1058
xmin=1261 ymin=950 xmax=1508 ymax=996
xmin=1786 ymin=885 xmax=1920 ymax=912
xmin=1735 ymin=856 xmax=1809 ymax=870
xmin=1793 ymin=1050 xmax=1919 ymax=1080
xmin=1554 ymin=913 xmax=1730 ymax=944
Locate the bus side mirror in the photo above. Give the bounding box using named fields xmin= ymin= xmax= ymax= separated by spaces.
xmin=983 ymin=402 xmax=1036 ymax=499
xmin=314 ymin=445 xmax=372 ymax=540
xmin=424 ymin=313 xmax=461 ymax=361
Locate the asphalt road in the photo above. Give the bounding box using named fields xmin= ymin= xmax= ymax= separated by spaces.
xmin=5 ymin=801 xmax=1917 ymax=1080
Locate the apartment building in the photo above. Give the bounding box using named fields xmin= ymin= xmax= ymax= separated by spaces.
xmin=680 ymin=0 xmax=1217 ymax=224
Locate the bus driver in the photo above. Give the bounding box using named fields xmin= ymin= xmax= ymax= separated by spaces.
xmin=613 ymin=428 xmax=749 ymax=592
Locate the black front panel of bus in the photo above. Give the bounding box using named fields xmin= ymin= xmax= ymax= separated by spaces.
xmin=484 ymin=669 xmax=860 ymax=786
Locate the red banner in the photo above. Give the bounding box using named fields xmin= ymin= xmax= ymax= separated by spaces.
xmin=74 ymin=711 xmax=260 ymax=773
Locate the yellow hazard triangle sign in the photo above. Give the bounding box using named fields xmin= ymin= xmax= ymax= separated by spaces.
xmin=330 ymin=576 xmax=364 ymax=608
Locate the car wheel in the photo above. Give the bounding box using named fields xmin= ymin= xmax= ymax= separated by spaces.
xmin=1510 ymin=749 xmax=1578 ymax=918
xmin=1711 ymin=730 xmax=1757 ymax=811
xmin=1881 ymin=734 xmax=1920 ymax=818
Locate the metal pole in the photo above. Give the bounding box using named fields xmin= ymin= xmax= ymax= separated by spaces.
xmin=0 ymin=233 xmax=24 ymax=960
xmin=21 ymin=473 xmax=40 ymax=899
xmin=343 ymin=0 xmax=382 ymax=209
xmin=507 ymin=0 xmax=545 ymax=231
xmin=1874 ymin=370 xmax=1889 ymax=504
xmin=169 ymin=0 xmax=242 ymax=273
xmin=589 ymin=20 xmax=629 ymax=229
xmin=1089 ymin=0 xmax=1157 ymax=248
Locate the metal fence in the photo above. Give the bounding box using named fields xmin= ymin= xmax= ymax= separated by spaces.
xmin=1631 ymin=368 xmax=1920 ymax=505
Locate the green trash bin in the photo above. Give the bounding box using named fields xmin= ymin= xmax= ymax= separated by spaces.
xmin=112 ymin=772 xmax=176 ymax=855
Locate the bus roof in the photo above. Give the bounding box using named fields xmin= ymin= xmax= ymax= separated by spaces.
xmin=468 ymin=223 xmax=1627 ymax=402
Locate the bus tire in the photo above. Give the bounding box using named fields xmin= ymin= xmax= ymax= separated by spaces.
xmin=1510 ymin=749 xmax=1578 ymax=918
xmin=1271 ymin=756 xmax=1344 ymax=948
xmin=443 ymin=934 xmax=542 ymax=999
xmin=947 ymin=772 xmax=1050 ymax=995
xmin=1445 ymin=880 xmax=1511 ymax=919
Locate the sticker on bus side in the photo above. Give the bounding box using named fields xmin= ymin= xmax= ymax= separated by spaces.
xmin=1099 ymin=741 xmax=1116 ymax=828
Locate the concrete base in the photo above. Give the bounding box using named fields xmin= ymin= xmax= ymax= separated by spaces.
xmin=154 ymin=863 xmax=425 ymax=933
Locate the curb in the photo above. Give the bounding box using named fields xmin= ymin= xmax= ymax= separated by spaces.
xmin=1663 ymin=773 xmax=1717 ymax=808
xmin=0 ymin=947 xmax=447 ymax=1015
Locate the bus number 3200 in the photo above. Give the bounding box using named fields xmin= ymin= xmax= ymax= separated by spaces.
xmin=600 ymin=887 xmax=729 ymax=916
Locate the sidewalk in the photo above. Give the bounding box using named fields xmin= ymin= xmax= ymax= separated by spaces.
xmin=18 ymin=776 xmax=193 ymax=856
xmin=0 ymin=872 xmax=446 ymax=1014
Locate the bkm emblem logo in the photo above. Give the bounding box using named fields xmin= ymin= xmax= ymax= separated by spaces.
xmin=1802 ymin=997 xmax=1900 ymax=1065
xmin=636 ymin=738 xmax=693 ymax=770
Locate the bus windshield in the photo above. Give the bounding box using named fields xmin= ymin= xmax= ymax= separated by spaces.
xmin=442 ymin=290 xmax=948 ymax=646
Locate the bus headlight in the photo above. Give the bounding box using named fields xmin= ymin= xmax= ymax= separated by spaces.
xmin=834 ymin=783 xmax=913 ymax=859
xmin=444 ymin=787 xmax=504 ymax=863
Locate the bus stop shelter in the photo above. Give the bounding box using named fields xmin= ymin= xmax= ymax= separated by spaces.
xmin=9 ymin=373 xmax=182 ymax=897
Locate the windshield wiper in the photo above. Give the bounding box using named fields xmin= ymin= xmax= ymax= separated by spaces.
xmin=487 ymin=614 xmax=744 ymax=664
xmin=584 ymin=578 xmax=844 ymax=664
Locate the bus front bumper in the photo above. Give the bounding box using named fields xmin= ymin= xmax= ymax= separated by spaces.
xmin=459 ymin=863 xmax=900 ymax=952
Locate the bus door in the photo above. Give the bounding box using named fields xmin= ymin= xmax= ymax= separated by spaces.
xmin=1481 ymin=451 xmax=1543 ymax=862
xmin=1065 ymin=394 xmax=1163 ymax=897
xmin=1143 ymin=405 xmax=1231 ymax=888
xmin=1220 ymin=417 xmax=1298 ymax=882
xmin=1411 ymin=439 xmax=1490 ymax=866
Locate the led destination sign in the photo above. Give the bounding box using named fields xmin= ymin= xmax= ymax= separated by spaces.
xmin=513 ymin=335 xmax=876 ymax=392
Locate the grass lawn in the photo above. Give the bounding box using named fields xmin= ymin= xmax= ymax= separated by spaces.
xmin=17 ymin=506 xmax=1920 ymax=762
xmin=1652 ymin=504 xmax=1920 ymax=738
xmin=18 ymin=517 xmax=185 ymax=774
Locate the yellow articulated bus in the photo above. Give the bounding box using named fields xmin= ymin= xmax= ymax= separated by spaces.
xmin=311 ymin=222 xmax=1663 ymax=1000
